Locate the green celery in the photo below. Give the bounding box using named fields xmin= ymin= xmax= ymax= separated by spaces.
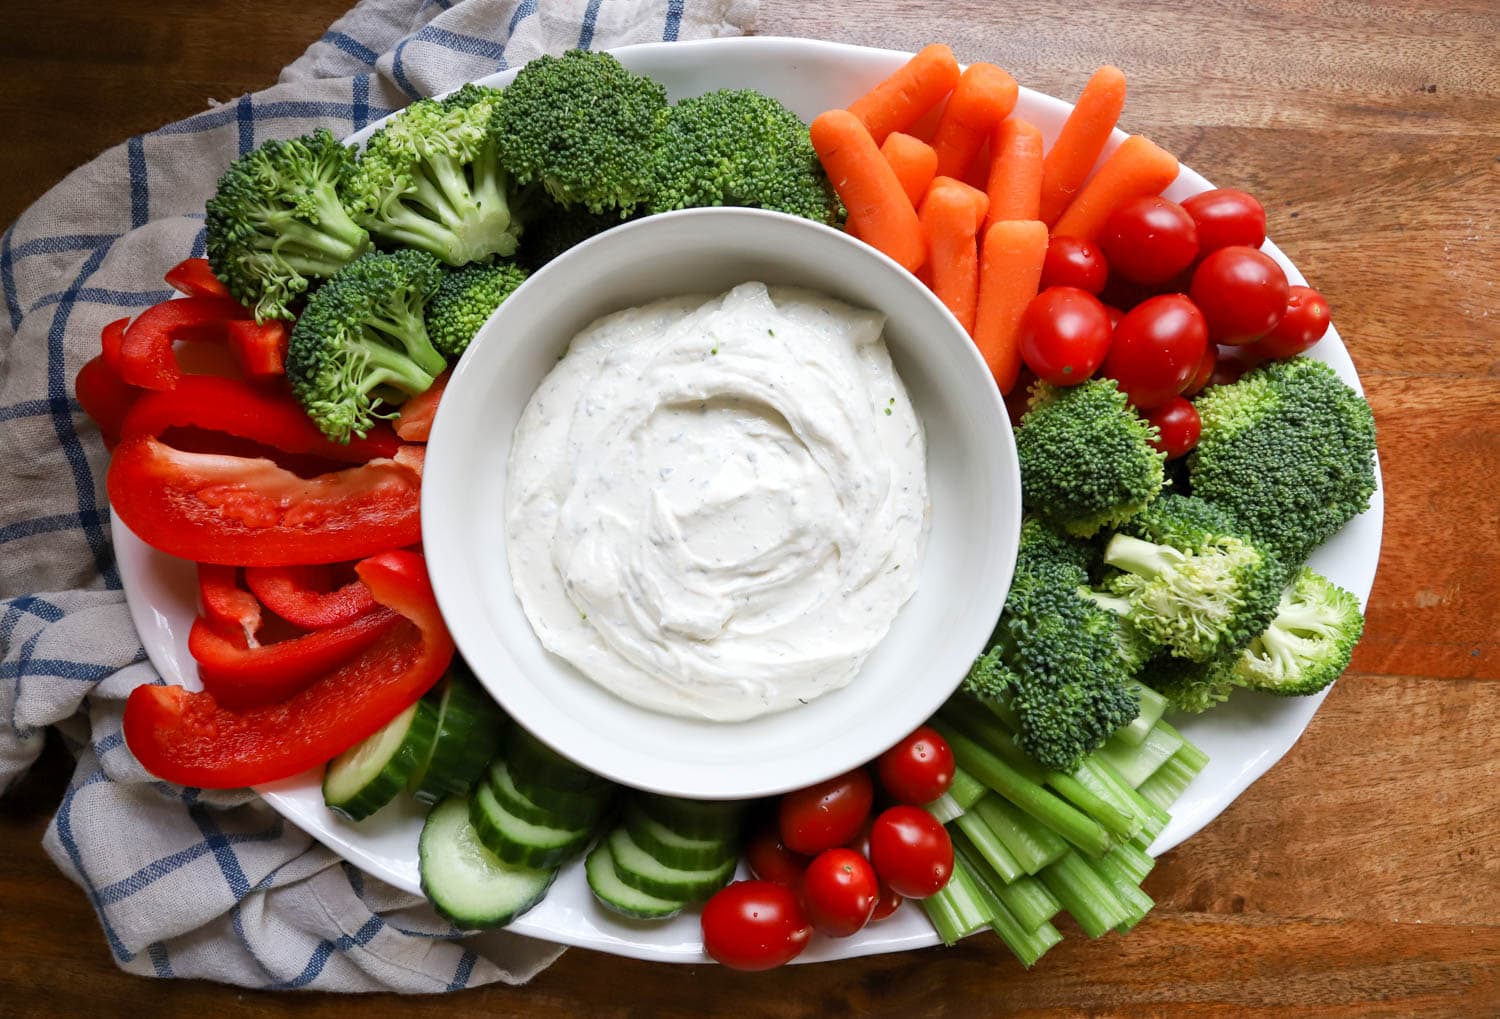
xmin=920 ymin=856 xmax=992 ymax=946
xmin=949 ymin=765 xmax=988 ymax=810
xmin=1113 ymin=680 xmax=1169 ymax=747
xmin=972 ymin=796 xmax=1069 ymax=875
xmin=1156 ymin=721 xmax=1210 ymax=772
xmin=1096 ymin=721 xmax=1184 ymax=787
xmin=951 ymin=838 xmax=1062 ymax=966
xmin=1088 ymin=848 xmax=1155 ymax=929
xmin=926 ymin=792 xmax=965 ymax=824
xmin=1040 ymin=850 xmax=1131 ymax=938
xmin=949 ymin=827 xmax=1061 ymax=933
xmin=1085 ymin=755 xmax=1170 ymax=840
xmin=954 ymin=813 xmax=1025 ymax=884
xmin=1106 ymin=840 xmax=1156 ymax=886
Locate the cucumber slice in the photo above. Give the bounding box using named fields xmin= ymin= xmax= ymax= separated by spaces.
xmin=488 ymin=758 xmax=613 ymax=830
xmin=468 ymin=781 xmax=592 ymax=869
xmin=607 ymin=826 xmax=736 ymax=902
xmin=404 ymin=680 xmax=451 ymax=794
xmin=635 ymin=792 xmax=746 ymax=838
xmin=412 ymin=668 xmax=507 ymax=805
xmin=418 ymin=796 xmax=557 ymax=929
xmin=624 ymin=803 xmax=736 ymax=870
xmin=585 ymin=839 xmax=687 ymax=920
xmin=323 ymin=700 xmax=438 ymax=822
xmin=508 ymin=727 xmax=606 ymax=792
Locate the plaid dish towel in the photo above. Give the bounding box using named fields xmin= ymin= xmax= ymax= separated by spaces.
xmin=0 ymin=0 xmax=755 ymax=992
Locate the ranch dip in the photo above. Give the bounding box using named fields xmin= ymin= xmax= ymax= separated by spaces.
xmin=505 ymin=282 xmax=929 ymax=722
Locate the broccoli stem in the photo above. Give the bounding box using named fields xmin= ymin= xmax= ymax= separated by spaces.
xmin=1104 ymin=533 xmax=1186 ymax=580
xmin=256 ymin=218 xmax=366 ymax=272
xmin=305 ymin=187 xmax=371 ymax=254
xmin=362 ymin=307 xmax=447 ymax=379
xmin=351 ymin=338 xmax=437 ymax=397
xmin=970 ymin=796 xmax=1069 ymax=875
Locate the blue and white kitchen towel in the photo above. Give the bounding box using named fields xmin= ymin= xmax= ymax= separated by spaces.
xmin=0 ymin=0 xmax=755 ymax=991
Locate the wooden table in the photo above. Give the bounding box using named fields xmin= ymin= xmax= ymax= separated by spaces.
xmin=3 ymin=1 xmax=1497 ymax=1015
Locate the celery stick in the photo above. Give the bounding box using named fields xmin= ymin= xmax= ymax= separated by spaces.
xmin=954 ymin=812 xmax=1025 ymax=885
xmin=1088 ymin=848 xmax=1155 ymax=927
xmin=1156 ymin=721 xmax=1209 ymax=773
xmin=1086 ymin=756 xmax=1170 ymax=839
xmin=921 ymin=857 xmax=991 ymax=946
xmin=926 ymin=792 xmax=965 ymax=824
xmin=1113 ymin=680 xmax=1169 ymax=747
xmin=1107 ymin=840 xmax=1155 ymax=886
xmin=952 ymin=839 xmax=1062 ymax=966
xmin=994 ymin=874 xmax=1062 ymax=934
xmin=949 ymin=765 xmax=988 ymax=810
xmin=1096 ymin=722 xmax=1183 ymax=787
xmin=1040 ymin=851 xmax=1131 ymax=938
xmin=972 ymin=796 xmax=1068 ymax=875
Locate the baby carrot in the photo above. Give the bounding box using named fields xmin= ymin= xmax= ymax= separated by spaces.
xmin=880 ymin=132 xmax=939 ymax=207
xmin=930 ymin=63 xmax=1019 ymax=180
xmin=918 ymin=177 xmax=990 ymax=333
xmin=1038 ymin=65 xmax=1128 ymax=227
xmin=1051 ymin=135 xmax=1180 ymax=243
xmin=847 ymin=44 xmax=962 ymax=145
xmin=973 ymin=219 xmax=1049 ymax=393
xmin=811 ymin=109 xmax=926 ymax=273
xmin=984 ymin=118 xmax=1044 ymax=228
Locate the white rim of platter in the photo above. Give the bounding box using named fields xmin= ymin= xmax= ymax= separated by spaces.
xmin=113 ymin=36 xmax=1385 ymax=964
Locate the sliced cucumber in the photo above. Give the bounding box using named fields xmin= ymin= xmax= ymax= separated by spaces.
xmin=624 ymin=803 xmax=736 ymax=870
xmin=404 ymin=680 xmax=451 ymax=795
xmin=635 ymin=792 xmax=746 ymax=838
xmin=585 ymin=839 xmax=687 ymax=920
xmin=468 ymin=781 xmax=592 ymax=869
xmin=419 ymin=796 xmax=557 ymax=929
xmin=607 ymin=825 xmax=736 ymax=902
xmin=488 ymin=757 xmax=613 ymax=830
xmin=508 ymin=727 xmax=606 ymax=792
xmin=323 ymin=700 xmax=438 ymax=822
xmin=411 ymin=667 xmax=507 ymax=805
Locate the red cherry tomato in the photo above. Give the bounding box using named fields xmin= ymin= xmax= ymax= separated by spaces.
xmin=1040 ymin=236 xmax=1108 ymax=295
xmin=1145 ymin=397 xmax=1202 ymax=460
xmin=1099 ymin=195 xmax=1199 ymax=286
xmin=1018 ymin=287 xmax=1113 ymax=386
xmin=745 ymin=824 xmax=812 ymax=887
xmin=779 ymin=768 xmax=875 ymax=855
xmin=1182 ymin=189 xmax=1267 ymax=254
xmin=1247 ymin=286 xmax=1331 ymax=360
xmin=799 ymin=848 xmax=879 ymax=938
xmin=1206 ymin=346 xmax=1261 ymax=389
xmin=1101 ymin=294 xmax=1208 ymax=409
xmin=1105 ymin=305 xmax=1124 ymax=329
xmin=871 ymin=881 xmax=904 ymax=921
xmin=1181 ymin=343 xmax=1218 ymax=398
xmin=867 ymin=806 xmax=953 ymax=899
xmin=701 ymin=880 xmax=812 ymax=971
xmin=1189 ymin=246 xmax=1290 ymax=345
xmin=876 ymin=725 xmax=955 ymax=805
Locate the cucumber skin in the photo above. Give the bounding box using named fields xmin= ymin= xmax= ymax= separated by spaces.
xmin=323 ymin=699 xmax=438 ymax=822
xmin=468 ymin=784 xmax=593 ymax=870
xmin=418 ymin=797 xmax=557 ymax=930
xmin=507 ymin=727 xmax=607 ymax=792
xmin=635 ymin=792 xmax=747 ymax=838
xmin=623 ymin=804 xmax=736 ymax=870
xmin=607 ymin=826 xmax=737 ymax=902
xmin=412 ymin=676 xmax=507 ymax=805
xmin=585 ymin=839 xmax=686 ymax=921
xmin=488 ymin=758 xmax=614 ymax=831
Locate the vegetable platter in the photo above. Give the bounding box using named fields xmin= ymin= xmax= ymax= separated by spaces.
xmin=105 ymin=36 xmax=1381 ymax=964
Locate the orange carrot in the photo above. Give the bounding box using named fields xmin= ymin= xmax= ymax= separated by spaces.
xmin=984 ymin=118 xmax=1044 ymax=228
xmin=1038 ymin=65 xmax=1128 ymax=227
xmin=880 ymin=132 xmax=939 ymax=207
xmin=973 ymin=220 xmax=1049 ymax=393
xmin=811 ymin=110 xmax=925 ymax=273
xmin=930 ymin=63 xmax=1019 ymax=180
xmin=1051 ymin=135 xmax=1180 ymax=243
xmin=918 ymin=177 xmax=990 ymax=333
xmin=847 ymin=44 xmax=961 ymax=145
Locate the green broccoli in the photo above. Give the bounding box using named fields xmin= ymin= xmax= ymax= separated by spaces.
xmin=518 ymin=200 xmax=628 ymax=270
xmin=1234 ymin=567 xmax=1364 ymax=696
xmin=345 ymin=84 xmax=521 ymax=267
xmin=1143 ymin=653 xmax=1238 ymax=714
xmin=1015 ymin=379 xmax=1166 ymax=538
xmin=646 ymin=89 xmax=840 ymax=225
xmin=1099 ymin=494 xmax=1285 ymax=663
xmin=1016 ymin=516 xmax=1100 ymax=581
xmin=1188 ymin=357 xmax=1377 ymax=567
xmin=425 ymin=261 xmax=530 ymax=359
xmin=1080 ymin=588 xmax=1159 ymax=674
xmin=495 ymin=50 xmax=668 ymax=214
xmin=205 ymin=129 xmax=371 ymax=323
xmin=286 ymin=249 xmax=447 ymax=442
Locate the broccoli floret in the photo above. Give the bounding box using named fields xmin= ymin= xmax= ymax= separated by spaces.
xmin=1234 ymin=567 xmax=1364 ymax=696
xmin=646 ymin=89 xmax=840 ymax=225
xmin=1188 ymin=357 xmax=1377 ymax=567
xmin=346 ymin=85 xmax=521 ymax=266
xmin=1016 ymin=379 xmax=1166 ymax=538
xmin=1016 ymin=516 xmax=1099 ymax=581
xmin=962 ymin=644 xmax=1022 ymax=701
xmin=287 ymin=249 xmax=447 ymax=442
xmin=518 ymin=199 xmax=628 ymax=269
xmin=426 ymin=261 xmax=530 ymax=358
xmin=495 ymin=50 xmax=668 ymax=214
xmin=1080 ymin=588 xmax=1159 ymax=674
xmin=205 ymin=129 xmax=371 ymax=323
xmin=1100 ymin=494 xmax=1285 ymax=663
xmin=1143 ymin=653 xmax=1238 ymax=714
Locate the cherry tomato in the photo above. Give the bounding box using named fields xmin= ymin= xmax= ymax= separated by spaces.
xmin=745 ymin=824 xmax=812 ymax=887
xmin=1099 ymin=196 xmax=1199 ymax=286
xmin=1247 ymin=286 xmax=1331 ymax=360
xmin=1105 ymin=306 xmax=1124 ymax=329
xmin=867 ymin=806 xmax=953 ymax=899
xmin=779 ymin=768 xmax=875 ymax=855
xmin=1181 ymin=343 xmax=1218 ymax=398
xmin=1181 ymin=189 xmax=1267 ymax=254
xmin=1040 ymin=236 xmax=1108 ymax=295
xmin=876 ymin=725 xmax=955 ymax=805
xmin=701 ymin=880 xmax=812 ymax=971
xmin=1189 ymin=245 xmax=1290 ymax=346
xmin=1101 ymin=294 xmax=1208 ymax=409
xmin=1207 ymin=346 xmax=1261 ymax=389
xmin=1145 ymin=397 xmax=1202 ymax=459
xmin=800 ymin=848 xmax=879 ymax=937
xmin=1018 ymin=287 xmax=1112 ymax=386
xmin=871 ymin=880 xmax=904 ymax=921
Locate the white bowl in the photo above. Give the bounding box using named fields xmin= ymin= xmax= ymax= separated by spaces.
xmin=422 ymin=207 xmax=1020 ymax=799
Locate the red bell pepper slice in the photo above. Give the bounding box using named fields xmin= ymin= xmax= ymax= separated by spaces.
xmin=75 ymin=355 xmax=139 ymax=448
xmin=118 ymin=295 xmax=250 ymax=391
xmin=165 ymin=258 xmax=232 ymax=300
xmin=394 ymin=370 xmax=449 ymax=442
xmin=123 ymin=551 xmax=455 ymax=788
xmin=100 ymin=316 xmax=130 ymax=374
xmin=197 ymin=564 xmax=262 ymax=647
xmin=243 ymin=564 xmax=378 ymax=630
xmin=225 ymin=319 xmax=288 ymax=378
xmin=189 ymin=606 xmax=401 ymax=709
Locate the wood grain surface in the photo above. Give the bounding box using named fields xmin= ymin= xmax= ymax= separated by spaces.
xmin=2 ymin=0 xmax=1497 ymax=1016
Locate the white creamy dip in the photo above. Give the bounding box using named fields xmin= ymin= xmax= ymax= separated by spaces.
xmin=505 ymin=282 xmax=930 ymax=722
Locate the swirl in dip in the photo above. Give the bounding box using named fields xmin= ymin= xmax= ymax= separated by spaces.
xmin=506 ymin=282 xmax=929 ymax=721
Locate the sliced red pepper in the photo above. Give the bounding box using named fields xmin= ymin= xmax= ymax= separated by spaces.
xmin=100 ymin=316 xmax=130 ymax=374
xmin=75 ymin=355 xmax=139 ymax=448
xmin=244 ymin=564 xmax=378 ymax=630
xmin=165 ymin=258 xmax=232 ymax=300
xmin=394 ymin=370 xmax=449 ymax=442
xmin=225 ymin=319 xmax=288 ymax=378
xmin=189 ymin=606 xmax=401 ymax=709
xmin=197 ymin=564 xmax=263 ymax=647
xmin=118 ymin=295 xmax=250 ymax=391
xmin=123 ymin=551 xmax=455 ymax=788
